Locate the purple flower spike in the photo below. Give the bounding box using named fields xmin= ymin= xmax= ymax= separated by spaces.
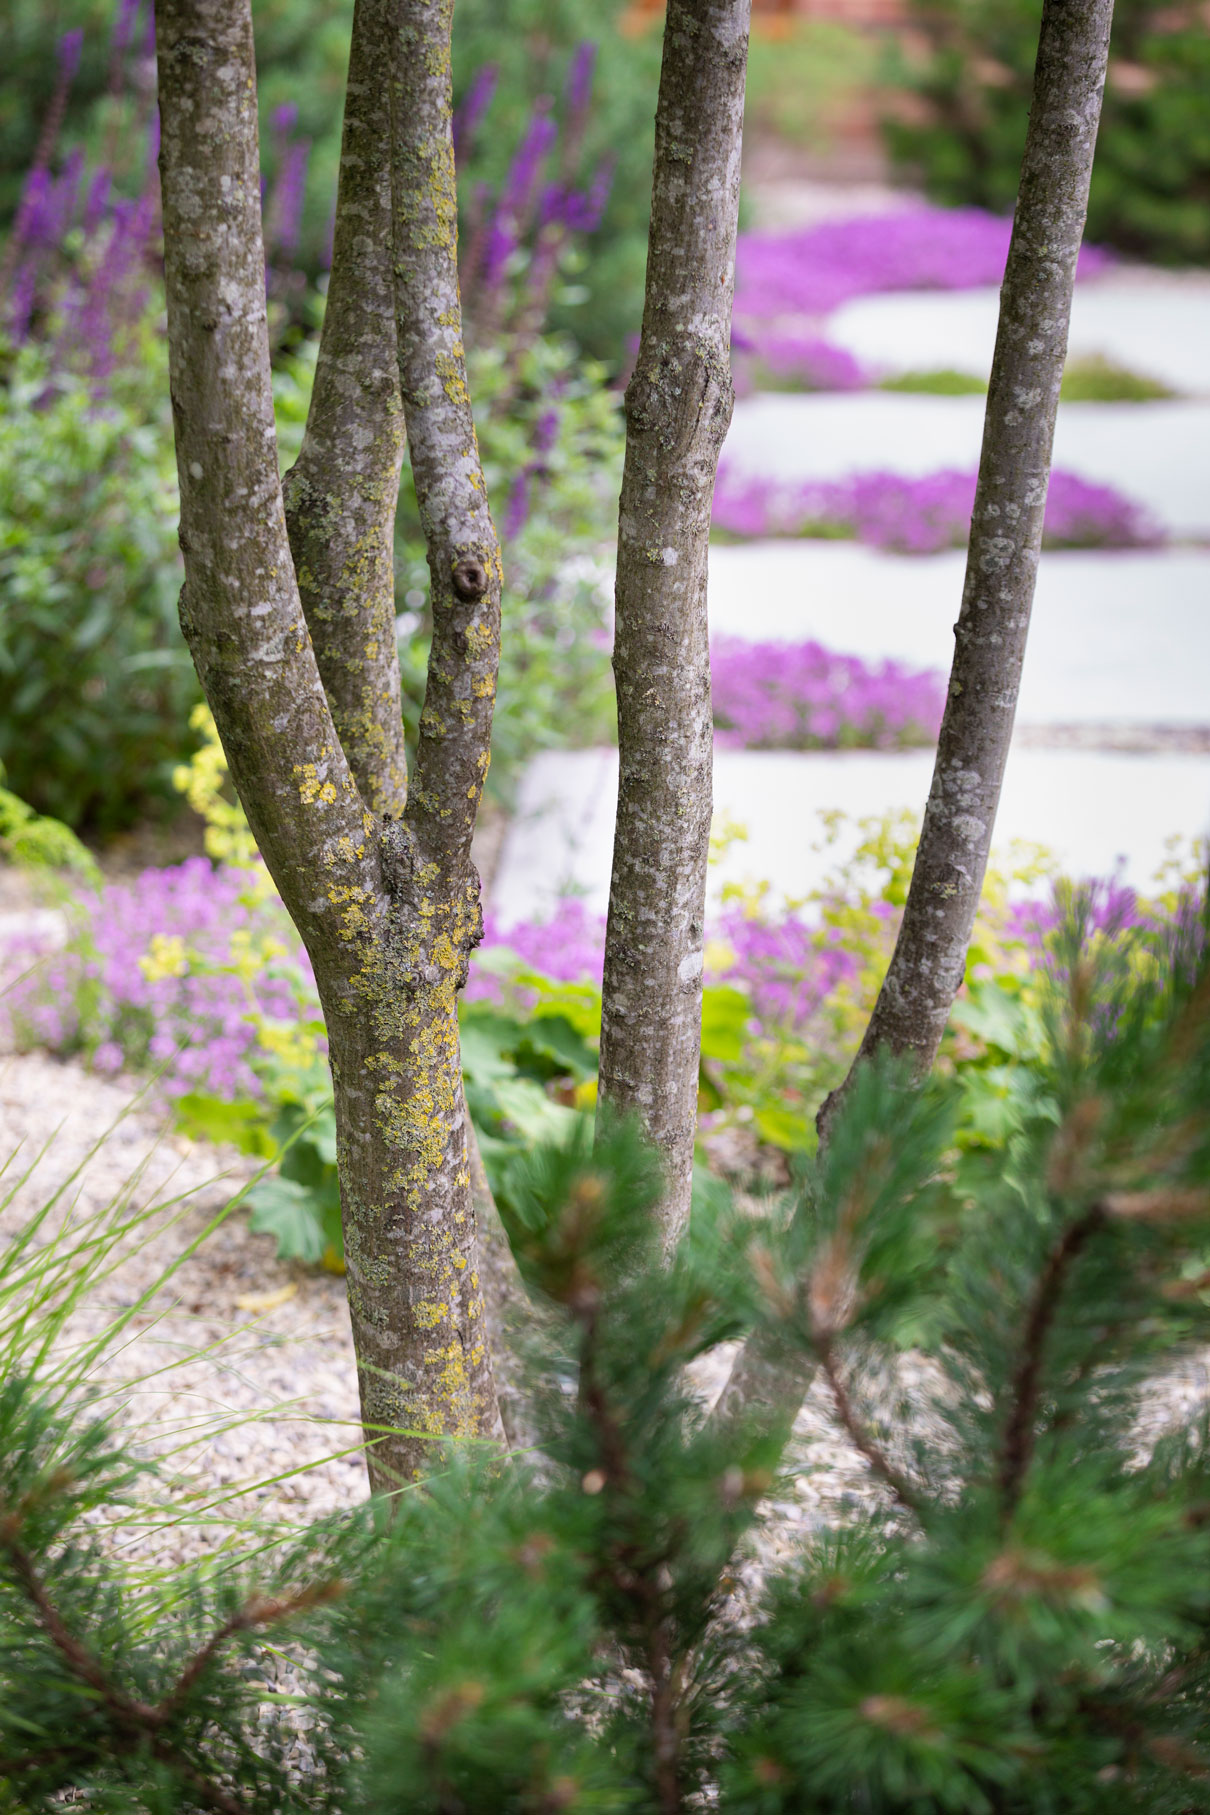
xmin=561 ymin=154 xmax=614 ymax=235
xmin=109 ymin=0 xmax=142 ymax=59
xmin=272 ymin=100 xmax=299 ymax=136
xmin=57 ymin=29 xmax=85 ymax=79
xmin=269 ymin=138 xmax=311 ymax=260
xmin=503 ymin=470 xmax=531 ymax=541
xmin=453 ymin=63 xmax=499 ymax=160
xmin=533 ymin=408 xmax=560 ymax=457
xmin=82 ymin=166 xmax=113 ymax=235
xmin=565 ymin=40 xmax=596 ymax=119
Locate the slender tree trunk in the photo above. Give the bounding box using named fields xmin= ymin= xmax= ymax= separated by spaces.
xmin=713 ymin=0 xmax=1114 ymax=1439
xmin=597 ymin=0 xmax=751 ymax=1248
xmin=282 ymin=0 xmax=408 ymax=822
xmin=156 ymin=0 xmax=505 ymax=1490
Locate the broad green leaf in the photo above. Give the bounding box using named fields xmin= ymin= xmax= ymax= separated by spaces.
xmin=175 ymin=1093 xmax=275 ymax=1159
xmin=247 ymin=1176 xmax=328 ymax=1265
xmin=700 ymin=985 xmax=751 ymax=1063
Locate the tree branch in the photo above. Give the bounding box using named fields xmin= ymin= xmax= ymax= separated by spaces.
xmin=712 ymin=0 xmax=1114 ymax=1439
xmin=814 ymin=1334 xmax=924 ymax=1518
xmin=156 ymin=0 xmax=381 ymax=958
xmin=0 ymin=1523 xmax=254 ymax=1815
xmin=389 ymin=0 xmax=502 ymax=880
xmin=817 ymin=0 xmax=1115 ymax=1145
xmin=283 ymin=0 xmax=409 ymax=821
xmin=998 ymin=1203 xmax=1106 ymax=1521
xmin=597 ymin=0 xmax=752 ymax=1249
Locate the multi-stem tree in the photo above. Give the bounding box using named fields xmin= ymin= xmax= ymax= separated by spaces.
xmin=157 ymin=0 xmax=508 ymax=1490
xmin=154 ymin=0 xmax=752 ymax=1488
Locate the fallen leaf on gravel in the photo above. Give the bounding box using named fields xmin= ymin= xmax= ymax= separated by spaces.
xmin=235 ymin=1282 xmax=299 ymax=1313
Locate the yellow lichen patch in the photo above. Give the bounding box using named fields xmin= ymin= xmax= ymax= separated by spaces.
xmin=414 ymin=1298 xmax=449 ymax=1331
xmin=434 ymin=350 xmax=470 ymax=407
xmin=294 ymin=763 xmax=337 ymax=807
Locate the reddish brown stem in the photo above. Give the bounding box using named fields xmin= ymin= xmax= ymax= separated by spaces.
xmin=814 ymin=1335 xmax=924 ymax=1517
xmin=998 ymin=1204 xmax=1106 ymax=1519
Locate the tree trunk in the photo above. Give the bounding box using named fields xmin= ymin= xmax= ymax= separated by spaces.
xmin=156 ymin=0 xmax=505 ymax=1490
xmin=282 ymin=0 xmax=408 ymax=823
xmin=597 ymin=0 xmax=751 ymax=1249
xmin=713 ymin=0 xmax=1114 ymax=1440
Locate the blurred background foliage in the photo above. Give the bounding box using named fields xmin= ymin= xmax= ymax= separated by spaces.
xmin=888 ymin=0 xmax=1210 ymax=264
xmin=0 ymin=0 xmax=662 ymax=362
xmin=2 ymin=0 xmax=1209 ymax=841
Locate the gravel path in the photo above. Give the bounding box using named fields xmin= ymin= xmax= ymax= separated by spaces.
xmin=0 ymin=1050 xmax=367 ymax=1563
xmin=0 ymin=1045 xmax=886 ymax=1579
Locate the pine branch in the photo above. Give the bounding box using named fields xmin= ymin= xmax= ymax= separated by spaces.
xmin=1 ymin=1506 xmax=338 ymax=1812
xmin=813 ymin=1333 xmax=924 ymax=1518
xmin=997 ymin=1203 xmax=1107 ymax=1520
xmin=156 ymin=1581 xmax=345 ymax=1722
xmin=575 ymin=1299 xmax=683 ymax=1815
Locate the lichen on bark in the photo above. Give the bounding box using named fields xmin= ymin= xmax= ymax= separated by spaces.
xmin=156 ymin=0 xmax=506 ymax=1491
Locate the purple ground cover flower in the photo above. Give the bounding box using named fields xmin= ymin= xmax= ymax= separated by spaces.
xmin=2 ymin=858 xmax=315 ymax=1099
xmin=734 ymin=206 xmax=1109 ymax=327
xmin=711 ymin=637 xmax=945 ymax=750
xmin=735 ymin=331 xmax=867 ymax=394
xmin=711 ymin=463 xmax=1163 ymax=553
xmin=468 ymin=898 xmax=607 ymax=1002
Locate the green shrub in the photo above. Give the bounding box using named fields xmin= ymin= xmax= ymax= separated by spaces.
xmin=1059 ymin=352 xmax=1177 ymax=402
xmin=886 ymin=0 xmax=1210 ymax=265
xmin=878 ymin=357 xmax=1177 ymax=401
xmin=4 ymin=899 xmax=1210 ymax=1812
xmin=879 ymin=368 xmax=989 ymax=396
xmin=0 ymin=340 xmax=199 ymax=833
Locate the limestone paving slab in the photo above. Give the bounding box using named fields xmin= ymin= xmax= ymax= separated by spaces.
xmin=490 ymin=746 xmax=1210 ymax=925
xmin=722 ymin=392 xmax=1210 ymax=539
xmin=827 ymin=273 xmax=1210 ymax=398
xmin=706 ymin=543 xmax=1210 ymax=728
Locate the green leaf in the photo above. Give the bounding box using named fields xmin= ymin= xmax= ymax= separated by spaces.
xmin=755 ymin=1102 xmax=816 ymax=1152
xmin=175 ymin=1093 xmax=275 ymax=1158
xmin=489 ymin=1077 xmax=576 ymax=1143
xmin=513 ymin=1013 xmax=597 ymax=1081
xmin=247 ymin=1175 xmax=328 ymax=1265
xmin=700 ymin=985 xmax=751 ymax=1063
xmin=460 ymin=1009 xmax=528 ymax=1083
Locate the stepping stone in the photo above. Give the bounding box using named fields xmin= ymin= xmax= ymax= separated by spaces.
xmin=490 ymin=746 xmax=1210 ymax=924
xmin=827 ymin=273 xmax=1210 ymax=398
xmin=723 ymin=392 xmax=1210 ymax=539
xmin=707 ymin=544 xmax=1210 ymax=728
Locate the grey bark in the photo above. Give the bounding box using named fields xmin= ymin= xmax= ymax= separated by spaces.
xmin=713 ymin=0 xmax=1114 ymax=1439
xmin=156 ymin=0 xmax=505 ymax=1491
xmin=597 ymin=0 xmax=751 ymax=1248
xmin=282 ymin=0 xmax=408 ymax=822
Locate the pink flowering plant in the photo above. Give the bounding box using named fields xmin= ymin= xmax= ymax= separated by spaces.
xmin=711 ymin=637 xmax=944 ymax=750
xmin=4 ymin=773 xmax=1203 ymax=1258
xmin=732 ymin=204 xmax=1109 ymax=332
xmin=711 ymin=463 xmax=1163 ymax=554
